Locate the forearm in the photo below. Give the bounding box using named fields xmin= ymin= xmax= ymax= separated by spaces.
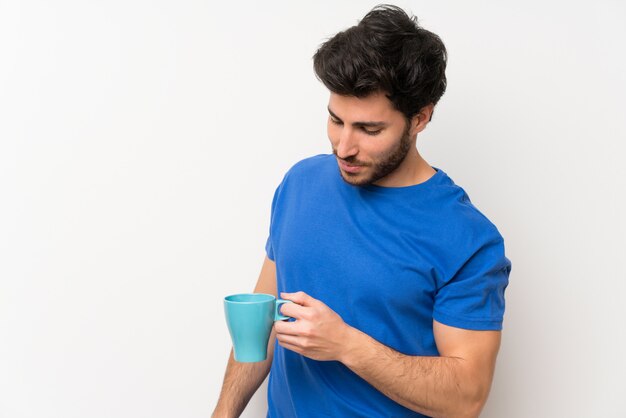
xmin=212 ymin=348 xmax=273 ymax=418
xmin=340 ymin=328 xmax=485 ymax=418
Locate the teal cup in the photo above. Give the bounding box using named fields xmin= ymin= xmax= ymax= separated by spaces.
xmin=224 ymin=293 xmax=292 ymax=362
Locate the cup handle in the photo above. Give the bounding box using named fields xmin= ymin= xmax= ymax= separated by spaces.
xmin=275 ymin=299 xmax=293 ymax=321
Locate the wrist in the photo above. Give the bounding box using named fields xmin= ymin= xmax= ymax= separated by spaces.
xmin=210 ymin=409 xmax=229 ymax=418
xmin=338 ymin=325 xmax=368 ymax=367
xmin=211 ymin=410 xmax=235 ymax=418
xmin=211 ymin=403 xmax=238 ymax=418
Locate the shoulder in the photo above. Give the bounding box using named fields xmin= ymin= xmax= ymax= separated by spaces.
xmin=275 ymin=154 xmax=336 ymax=190
xmin=431 ymin=171 xmax=510 ymax=283
xmin=283 ymin=154 xmax=335 ymax=179
xmin=270 ymin=154 xmax=336 ymax=199
xmin=436 ymin=170 xmax=504 ymax=243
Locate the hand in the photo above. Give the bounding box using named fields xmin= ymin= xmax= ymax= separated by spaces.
xmin=274 ymin=291 xmax=354 ymax=362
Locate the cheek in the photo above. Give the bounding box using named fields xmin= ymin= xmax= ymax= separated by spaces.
xmin=359 ymin=137 xmax=393 ymax=162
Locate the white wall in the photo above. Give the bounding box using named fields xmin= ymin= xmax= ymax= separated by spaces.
xmin=1 ymin=1 xmax=625 ymax=417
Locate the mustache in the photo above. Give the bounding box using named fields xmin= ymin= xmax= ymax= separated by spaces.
xmin=332 ymin=149 xmax=370 ymax=166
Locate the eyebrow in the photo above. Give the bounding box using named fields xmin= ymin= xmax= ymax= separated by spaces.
xmin=327 ymin=106 xmax=387 ymax=128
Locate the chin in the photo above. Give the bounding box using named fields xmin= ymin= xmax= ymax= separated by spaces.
xmin=339 ymin=170 xmax=375 ymax=186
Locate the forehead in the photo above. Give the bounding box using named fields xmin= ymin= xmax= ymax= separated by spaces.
xmin=328 ymin=91 xmax=402 ymax=122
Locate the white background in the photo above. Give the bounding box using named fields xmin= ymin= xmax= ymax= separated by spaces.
xmin=1 ymin=1 xmax=625 ymax=417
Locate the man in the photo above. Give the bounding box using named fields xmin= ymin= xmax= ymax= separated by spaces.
xmin=213 ymin=4 xmax=511 ymax=418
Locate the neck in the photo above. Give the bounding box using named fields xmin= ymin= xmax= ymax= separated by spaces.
xmin=373 ymin=147 xmax=436 ymax=188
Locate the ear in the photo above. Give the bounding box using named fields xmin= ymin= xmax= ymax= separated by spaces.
xmin=409 ymin=103 xmax=435 ymax=136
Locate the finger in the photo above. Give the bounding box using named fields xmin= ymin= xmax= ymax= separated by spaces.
xmin=276 ymin=335 xmax=303 ymax=354
xmin=279 ymin=300 xmax=310 ymax=320
xmin=278 ymin=341 xmax=303 ymax=355
xmin=273 ymin=319 xmax=301 ymax=336
xmin=275 ymin=333 xmax=301 ymax=347
xmin=281 ymin=291 xmax=318 ymax=307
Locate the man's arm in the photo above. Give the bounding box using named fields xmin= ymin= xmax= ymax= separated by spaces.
xmin=341 ymin=320 xmax=500 ymax=418
xmin=212 ymin=256 xmax=278 ymax=418
xmin=275 ymin=291 xmax=501 ymax=418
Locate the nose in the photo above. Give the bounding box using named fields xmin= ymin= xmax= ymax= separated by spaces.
xmin=335 ymin=126 xmax=359 ymax=160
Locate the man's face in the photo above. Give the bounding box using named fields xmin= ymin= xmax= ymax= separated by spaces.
xmin=327 ymin=91 xmax=414 ymax=186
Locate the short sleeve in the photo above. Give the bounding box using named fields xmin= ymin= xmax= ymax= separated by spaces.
xmin=265 ymin=235 xmax=275 ymax=261
xmin=433 ymin=236 xmax=511 ymax=331
xmin=265 ymin=178 xmax=285 ymax=262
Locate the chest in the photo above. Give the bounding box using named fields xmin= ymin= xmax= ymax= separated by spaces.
xmin=272 ymin=192 xmax=442 ymax=350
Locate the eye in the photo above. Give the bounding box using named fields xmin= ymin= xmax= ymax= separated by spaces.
xmin=329 ymin=117 xmax=342 ymax=125
xmin=362 ymin=127 xmax=382 ymax=136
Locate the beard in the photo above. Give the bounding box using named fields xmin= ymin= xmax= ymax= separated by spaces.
xmin=333 ymin=124 xmax=413 ymax=186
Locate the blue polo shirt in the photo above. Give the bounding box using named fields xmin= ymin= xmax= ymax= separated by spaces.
xmin=265 ymin=154 xmax=511 ymax=417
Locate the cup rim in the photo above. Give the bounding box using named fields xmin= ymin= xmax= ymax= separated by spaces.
xmin=224 ymin=293 xmax=276 ymax=303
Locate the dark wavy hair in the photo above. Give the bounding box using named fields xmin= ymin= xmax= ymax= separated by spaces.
xmin=313 ymin=4 xmax=447 ymax=122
